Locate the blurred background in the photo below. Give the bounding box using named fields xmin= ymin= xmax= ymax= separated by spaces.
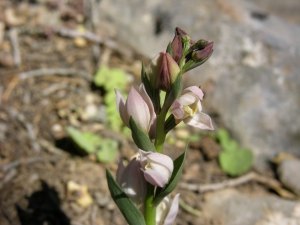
xmin=0 ymin=0 xmax=300 ymax=224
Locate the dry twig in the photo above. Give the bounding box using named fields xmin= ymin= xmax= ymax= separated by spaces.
xmin=38 ymin=138 xmax=69 ymax=156
xmin=179 ymin=171 xmax=297 ymax=199
xmin=0 ymin=169 xmax=17 ymax=189
xmin=8 ymin=107 xmax=40 ymax=152
xmin=19 ymin=68 xmax=93 ymax=82
xmin=8 ymin=28 xmax=21 ymax=66
xmin=1 ymin=156 xmax=60 ymax=173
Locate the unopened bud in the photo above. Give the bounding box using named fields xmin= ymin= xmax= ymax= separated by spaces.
xmin=148 ymin=52 xmax=180 ymax=92
xmin=170 ymin=35 xmax=183 ymax=64
xmin=191 ymin=41 xmax=214 ymax=62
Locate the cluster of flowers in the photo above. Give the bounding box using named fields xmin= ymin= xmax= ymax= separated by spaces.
xmin=108 ymin=27 xmax=214 ymax=225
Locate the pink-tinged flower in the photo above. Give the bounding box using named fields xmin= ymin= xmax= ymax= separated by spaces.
xmin=115 ymin=84 xmax=156 ymax=138
xmin=170 ymin=86 xmax=214 ymax=130
xmin=139 ymin=150 xmax=173 ymax=188
xmin=148 ymin=52 xmax=180 ymax=91
xmin=156 ymin=194 xmax=180 ymax=225
xmin=116 ymin=157 xmax=147 ymax=207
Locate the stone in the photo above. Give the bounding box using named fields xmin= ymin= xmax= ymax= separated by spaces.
xmin=202 ymin=188 xmax=299 ymax=225
xmin=277 ymin=158 xmax=300 ymax=196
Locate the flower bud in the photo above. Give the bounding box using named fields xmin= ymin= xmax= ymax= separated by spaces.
xmin=191 ymin=41 xmax=214 ymax=62
xmin=148 ymin=52 xmax=180 ymax=92
xmin=156 ymin=194 xmax=180 ymax=225
xmin=115 ymin=84 xmax=156 ymax=138
xmin=170 ymin=35 xmax=183 ymax=64
xmin=139 ymin=150 xmax=173 ymax=188
xmin=116 ymin=157 xmax=147 ymax=207
xmin=170 ymin=86 xmax=214 ymax=130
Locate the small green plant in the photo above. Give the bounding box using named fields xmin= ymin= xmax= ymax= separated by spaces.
xmin=93 ymin=66 xmax=130 ymax=135
xmin=216 ymin=129 xmax=253 ymax=176
xmin=66 ymin=126 xmax=118 ymax=163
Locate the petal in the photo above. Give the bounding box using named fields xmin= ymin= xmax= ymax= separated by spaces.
xmin=143 ymin=169 xmax=169 ymax=187
xmin=139 ymin=149 xmax=152 ymax=168
xmin=115 ymin=89 xmax=130 ymax=127
xmin=148 ymin=163 xmax=171 ymax=181
xmin=177 ymin=92 xmax=197 ymax=106
xmin=147 ymin=153 xmax=173 ymax=173
xmin=126 ymin=86 xmax=151 ymax=133
xmin=139 ymin=84 xmax=157 ymax=138
xmin=164 ymin=194 xmax=180 ymax=225
xmin=171 ymin=100 xmax=184 ymax=120
xmin=182 ymin=86 xmax=204 ymax=100
xmin=184 ymin=111 xmax=214 ymax=130
xmin=156 ymin=196 xmax=170 ymax=225
xmin=120 ymin=158 xmax=147 ymax=204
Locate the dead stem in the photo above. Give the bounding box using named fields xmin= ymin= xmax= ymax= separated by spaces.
xmin=179 ymin=171 xmax=298 ymax=200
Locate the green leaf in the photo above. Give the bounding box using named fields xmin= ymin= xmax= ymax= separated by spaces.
xmin=66 ymin=126 xmax=101 ymax=153
xmin=223 ymin=140 xmax=239 ymax=152
xmin=153 ymin=145 xmax=188 ymax=206
xmin=129 ymin=117 xmax=155 ymax=152
xmin=106 ymin=169 xmax=146 ymax=225
xmin=219 ymin=149 xmax=253 ymax=177
xmin=96 ymin=139 xmax=118 ymax=163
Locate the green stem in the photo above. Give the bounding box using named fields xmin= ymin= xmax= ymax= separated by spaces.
xmin=144 ymin=184 xmax=156 ymax=225
xmin=154 ymin=107 xmax=168 ymax=153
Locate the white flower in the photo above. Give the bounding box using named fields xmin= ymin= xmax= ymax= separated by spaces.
xmin=139 ymin=150 xmax=173 ymax=188
xmin=156 ymin=194 xmax=180 ymax=225
xmin=171 ymin=86 xmax=213 ymax=130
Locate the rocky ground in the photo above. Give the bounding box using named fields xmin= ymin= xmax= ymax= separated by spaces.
xmin=1 ymin=1 xmax=300 ymax=225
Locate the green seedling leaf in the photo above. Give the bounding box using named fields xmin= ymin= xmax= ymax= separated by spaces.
xmin=219 ymin=148 xmax=253 ymax=177
xmin=129 ymin=117 xmax=155 ymax=152
xmin=96 ymin=140 xmax=118 ymax=163
xmin=106 ymin=169 xmax=146 ymax=225
xmin=93 ymin=66 xmax=129 ymax=132
xmin=94 ymin=66 xmax=127 ymax=88
xmin=66 ymin=126 xmax=101 ymax=153
xmin=153 ymin=145 xmax=188 ymax=206
xmin=216 ymin=129 xmax=230 ymax=146
xmin=223 ymin=140 xmax=239 ymax=152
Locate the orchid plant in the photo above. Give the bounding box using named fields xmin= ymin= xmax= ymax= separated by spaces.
xmin=106 ymin=27 xmax=214 ymax=225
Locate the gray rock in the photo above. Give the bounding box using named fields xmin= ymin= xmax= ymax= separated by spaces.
xmin=96 ymin=0 xmax=300 ymax=170
xmin=202 ymin=188 xmax=299 ymax=225
xmin=278 ymin=158 xmax=300 ymax=196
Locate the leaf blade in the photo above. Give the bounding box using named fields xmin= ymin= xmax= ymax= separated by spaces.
xmin=106 ymin=169 xmax=146 ymax=225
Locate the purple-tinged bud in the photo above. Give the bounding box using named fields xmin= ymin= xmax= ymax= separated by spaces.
xmin=148 ymin=52 xmax=180 ymax=92
xmin=139 ymin=150 xmax=173 ymax=188
xmin=191 ymin=41 xmax=214 ymax=62
xmin=156 ymin=194 xmax=180 ymax=225
xmin=116 ymin=157 xmax=147 ymax=208
xmin=170 ymin=35 xmax=183 ymax=64
xmin=175 ymin=27 xmax=188 ymax=37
